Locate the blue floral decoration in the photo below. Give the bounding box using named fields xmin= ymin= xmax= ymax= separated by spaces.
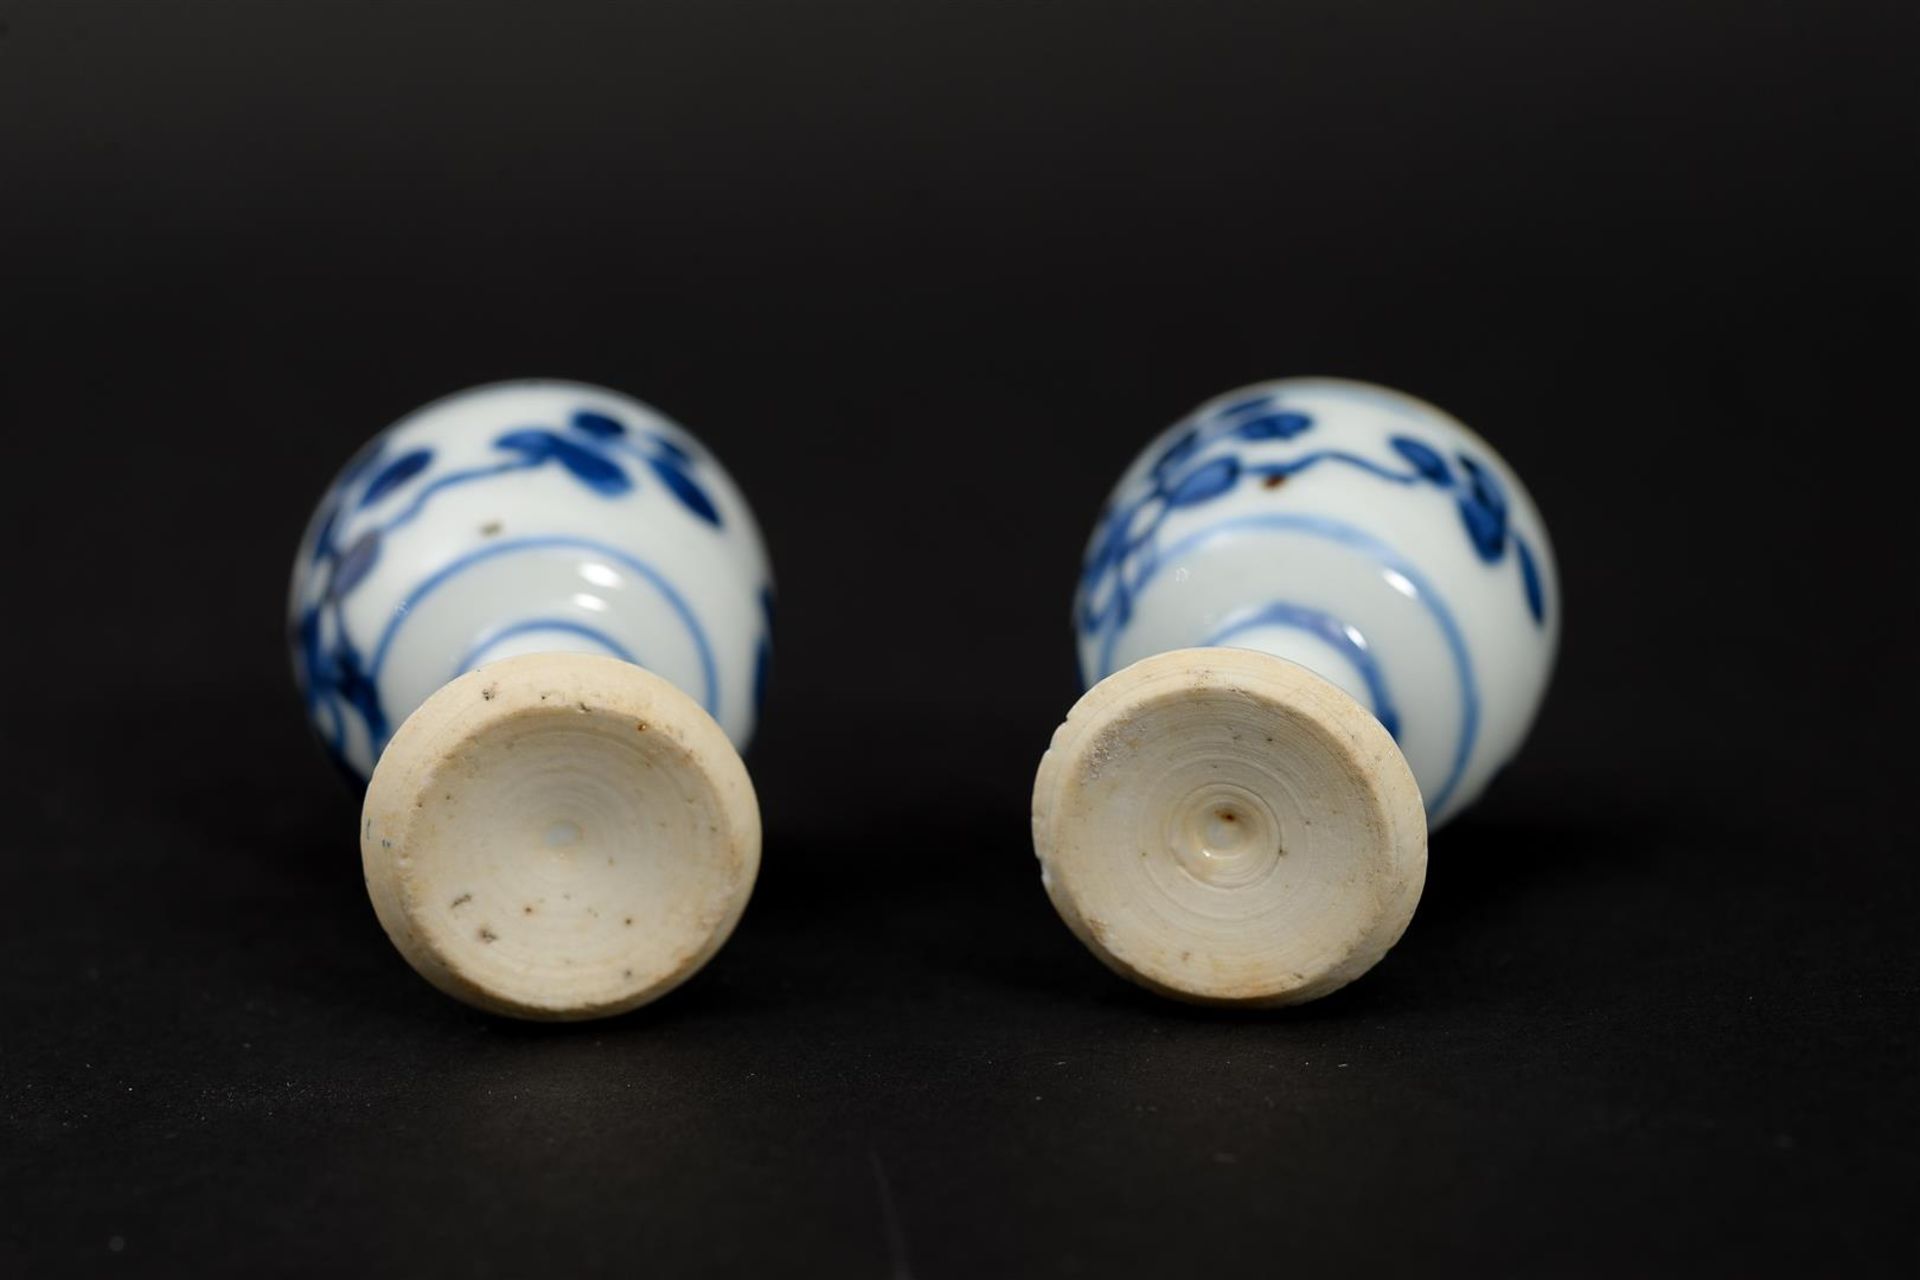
xmin=752 ymin=585 xmax=775 ymax=717
xmin=494 ymin=429 xmax=633 ymax=495
xmin=542 ymin=409 xmax=723 ymax=526
xmin=570 ymin=410 xmax=626 ymax=439
xmin=293 ymin=404 xmax=732 ymax=774
xmin=360 ymin=449 xmax=434 ymax=508
xmin=647 ymin=455 xmax=721 ymax=525
xmin=1078 ymin=392 xmax=1547 ymax=664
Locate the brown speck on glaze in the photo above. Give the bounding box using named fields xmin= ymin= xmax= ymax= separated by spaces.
xmin=622 ymin=968 xmax=634 ymax=979
xmin=1263 ymin=473 xmax=1286 ymax=490
xmin=481 ymin=684 xmax=497 ymax=701
xmin=623 ymin=916 xmax=634 ymax=927
xmin=578 ymin=701 xmax=590 ymax=713
xmin=522 ymin=904 xmax=535 ymax=915
xmin=450 ymin=893 xmax=473 ymax=910
xmin=479 ymin=520 xmax=503 ymax=536
xmin=634 ymin=721 xmax=648 ymax=732
xmin=477 ymin=925 xmax=498 ymax=943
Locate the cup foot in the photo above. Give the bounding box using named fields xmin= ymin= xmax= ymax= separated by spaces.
xmin=361 ymin=652 xmax=760 ymax=1020
xmin=1032 ymin=648 xmax=1426 ymax=1006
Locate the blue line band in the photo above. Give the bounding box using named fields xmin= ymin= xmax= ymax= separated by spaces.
xmin=454 ymin=617 xmax=641 ymax=677
xmin=1202 ymin=601 xmax=1402 ymax=742
xmin=368 ymin=534 xmax=719 ymax=728
xmin=1090 ymin=512 xmax=1479 ymax=816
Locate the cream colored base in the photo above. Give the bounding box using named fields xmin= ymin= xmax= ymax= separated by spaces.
xmin=1032 ymin=648 xmax=1427 ymax=1006
xmin=360 ymin=652 xmax=760 ymax=1020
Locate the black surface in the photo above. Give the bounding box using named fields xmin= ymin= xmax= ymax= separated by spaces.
xmin=2 ymin=2 xmax=1915 ymax=1275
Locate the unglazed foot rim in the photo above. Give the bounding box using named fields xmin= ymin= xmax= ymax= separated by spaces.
xmin=361 ymin=652 xmax=761 ymax=1020
xmin=1032 ymin=648 xmax=1427 ymax=1006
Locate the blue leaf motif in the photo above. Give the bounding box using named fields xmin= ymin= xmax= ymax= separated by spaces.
xmin=335 ymin=435 xmax=388 ymax=489
xmin=1217 ymin=394 xmax=1275 ymax=417
xmin=1234 ymin=411 xmax=1313 ymax=441
xmin=1457 ymin=498 xmax=1504 ymax=561
xmin=650 ymin=433 xmax=695 ymax=466
xmin=571 ymin=410 xmax=626 ymax=439
xmin=1167 ymin=456 xmax=1240 ymax=507
xmin=753 ymin=586 xmax=776 ymax=713
xmin=1516 ymin=537 xmax=1546 ymax=624
xmin=495 ymin=429 xmax=632 ymax=495
xmin=1083 ymin=513 xmax=1129 ymax=584
xmin=1151 ymin=427 xmax=1201 ymax=476
xmin=752 ymin=636 xmax=771 ymax=715
xmin=329 ymin=632 xmax=387 ymax=746
xmin=309 ymin=503 xmax=340 ymax=562
xmin=293 ymin=606 xmax=323 ymax=683
xmin=648 ymin=455 xmax=722 ymax=526
xmin=1459 ymin=455 xmax=1506 ymax=513
xmin=1390 ymin=436 xmax=1451 ymax=485
xmin=553 ymin=438 xmax=631 ymax=494
xmin=494 ymin=428 xmax=556 ymax=461
xmin=331 ymin=529 xmax=381 ymax=598
xmin=1455 ymin=456 xmax=1508 ymax=561
xmin=359 ymin=449 xmax=433 ymax=508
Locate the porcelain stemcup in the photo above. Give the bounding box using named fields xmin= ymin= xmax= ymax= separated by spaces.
xmin=288 ymin=380 xmax=773 ymax=1019
xmin=1032 ymin=377 xmax=1558 ymax=1006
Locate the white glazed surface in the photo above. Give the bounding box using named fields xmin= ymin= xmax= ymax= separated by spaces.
xmin=289 ymin=380 xmax=772 ymax=780
xmin=1075 ymin=377 xmax=1558 ymax=827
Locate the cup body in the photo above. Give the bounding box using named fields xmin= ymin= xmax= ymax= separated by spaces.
xmin=1075 ymin=377 xmax=1556 ymax=826
xmin=289 ymin=379 xmax=772 ymax=782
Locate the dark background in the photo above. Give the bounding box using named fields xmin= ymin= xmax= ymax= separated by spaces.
xmin=2 ymin=1 xmax=1914 ymax=1274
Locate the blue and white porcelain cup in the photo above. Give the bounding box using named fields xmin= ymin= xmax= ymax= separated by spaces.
xmin=1032 ymin=378 xmax=1558 ymax=1005
xmin=289 ymin=380 xmax=772 ymax=1018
